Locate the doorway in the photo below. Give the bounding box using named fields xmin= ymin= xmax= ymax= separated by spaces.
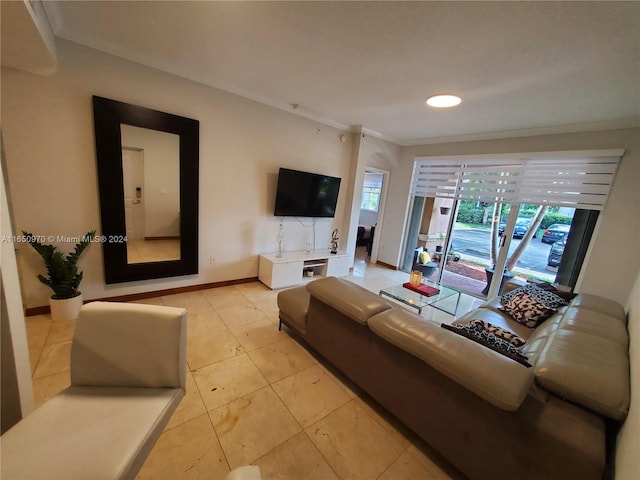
xmin=358 ymin=168 xmax=389 ymax=263
xmin=122 ymin=147 xmax=145 ymax=240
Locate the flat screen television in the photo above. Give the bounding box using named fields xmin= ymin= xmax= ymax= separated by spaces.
xmin=274 ymin=168 xmax=341 ymax=218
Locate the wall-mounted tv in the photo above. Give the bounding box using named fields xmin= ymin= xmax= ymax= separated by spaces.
xmin=274 ymin=168 xmax=341 ymax=218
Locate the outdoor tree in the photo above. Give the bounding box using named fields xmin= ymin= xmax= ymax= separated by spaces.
xmin=488 ymin=204 xmax=549 ymax=272
xmin=505 ymin=205 xmax=548 ymax=271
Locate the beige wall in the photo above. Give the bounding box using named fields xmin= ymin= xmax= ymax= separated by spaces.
xmin=1 ymin=39 xmax=353 ymax=308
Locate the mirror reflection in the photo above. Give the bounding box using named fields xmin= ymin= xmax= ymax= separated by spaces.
xmin=121 ymin=124 xmax=180 ymax=264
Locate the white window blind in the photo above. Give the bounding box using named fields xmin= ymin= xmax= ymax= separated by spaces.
xmin=410 ymin=150 xmax=622 ymax=211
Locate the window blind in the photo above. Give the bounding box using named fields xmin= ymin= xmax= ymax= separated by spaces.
xmin=410 ymin=151 xmax=622 ymax=211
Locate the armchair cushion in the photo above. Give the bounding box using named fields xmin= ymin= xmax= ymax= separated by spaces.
xmin=0 ymin=386 xmax=184 ymax=480
xmin=71 ymin=302 xmax=187 ymax=389
xmin=1 ymin=301 xmax=187 ymax=480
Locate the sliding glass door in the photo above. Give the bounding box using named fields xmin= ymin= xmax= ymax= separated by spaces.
xmin=406 ymin=151 xmax=621 ymax=299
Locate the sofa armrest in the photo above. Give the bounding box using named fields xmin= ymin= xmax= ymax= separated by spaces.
xmin=71 ymin=302 xmax=187 ymax=389
xmin=369 ymin=309 xmax=534 ymax=411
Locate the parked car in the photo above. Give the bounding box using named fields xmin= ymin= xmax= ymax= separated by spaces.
xmin=498 ymin=217 xmax=536 ymax=239
xmin=542 ymin=224 xmax=571 ymax=244
xmin=547 ymin=239 xmax=565 ymax=267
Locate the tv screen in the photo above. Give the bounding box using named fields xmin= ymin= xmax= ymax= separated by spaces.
xmin=274 ymin=168 xmax=341 ymax=218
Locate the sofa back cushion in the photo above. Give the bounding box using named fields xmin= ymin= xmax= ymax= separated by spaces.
xmin=533 ymin=295 xmax=630 ymax=420
xmin=306 ymin=277 xmax=391 ymax=325
xmin=534 ymin=329 xmax=630 ymax=420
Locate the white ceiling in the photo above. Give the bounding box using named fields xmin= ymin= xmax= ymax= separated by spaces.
xmin=34 ymin=2 xmax=640 ymax=144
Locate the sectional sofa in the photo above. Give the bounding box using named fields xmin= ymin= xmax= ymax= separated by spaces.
xmin=277 ymin=276 xmax=630 ymax=480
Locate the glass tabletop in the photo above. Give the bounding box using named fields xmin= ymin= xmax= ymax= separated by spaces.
xmin=379 ymin=280 xmax=460 ymax=315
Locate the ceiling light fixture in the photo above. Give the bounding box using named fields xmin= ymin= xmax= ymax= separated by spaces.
xmin=426 ymin=94 xmax=462 ymax=108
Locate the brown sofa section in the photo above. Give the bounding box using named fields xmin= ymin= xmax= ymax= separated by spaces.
xmin=277 ymin=277 xmax=630 ymax=480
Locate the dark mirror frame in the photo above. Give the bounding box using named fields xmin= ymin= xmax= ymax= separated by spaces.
xmin=92 ymin=95 xmax=199 ymax=284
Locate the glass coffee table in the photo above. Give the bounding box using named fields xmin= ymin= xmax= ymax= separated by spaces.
xmin=379 ymin=280 xmax=461 ymax=316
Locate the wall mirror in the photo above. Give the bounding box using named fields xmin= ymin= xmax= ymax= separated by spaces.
xmin=93 ymin=96 xmax=199 ymax=284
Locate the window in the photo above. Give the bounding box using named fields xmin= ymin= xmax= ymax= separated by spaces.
xmin=361 ymin=172 xmax=384 ymax=212
xmin=361 ymin=186 xmax=381 ymax=212
xmin=409 ymin=149 xmax=624 ymax=292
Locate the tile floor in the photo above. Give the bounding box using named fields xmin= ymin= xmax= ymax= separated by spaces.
xmin=25 ymin=249 xmax=480 ymax=479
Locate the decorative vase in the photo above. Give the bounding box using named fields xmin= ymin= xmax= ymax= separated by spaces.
xmin=50 ymin=293 xmax=83 ymax=322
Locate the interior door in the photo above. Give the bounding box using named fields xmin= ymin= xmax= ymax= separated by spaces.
xmin=122 ymin=148 xmax=145 ymax=240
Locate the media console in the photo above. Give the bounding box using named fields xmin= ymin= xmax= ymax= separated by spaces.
xmin=258 ymin=250 xmax=351 ymax=289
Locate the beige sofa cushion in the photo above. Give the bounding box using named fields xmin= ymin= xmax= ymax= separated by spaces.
xmin=306 ymin=277 xmax=391 ymax=325
xmin=570 ymin=293 xmax=626 ymax=321
xmin=0 ymin=386 xmax=184 ymax=480
xmin=558 ymin=307 xmax=629 ymax=346
xmin=72 ymin=302 xmax=187 ymax=389
xmin=535 ymin=329 xmax=630 ymax=420
xmin=369 ymin=309 xmax=534 ymax=411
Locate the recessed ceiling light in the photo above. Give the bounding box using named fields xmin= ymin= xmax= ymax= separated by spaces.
xmin=426 ymin=94 xmax=462 ymax=108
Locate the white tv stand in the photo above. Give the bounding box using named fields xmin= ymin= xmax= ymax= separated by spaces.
xmin=258 ymin=250 xmax=351 ymax=289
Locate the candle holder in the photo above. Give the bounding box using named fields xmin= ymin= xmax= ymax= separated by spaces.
xmin=409 ymin=270 xmax=422 ymax=286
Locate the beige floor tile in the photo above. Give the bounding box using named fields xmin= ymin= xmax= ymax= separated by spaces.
xmin=228 ymin=319 xmax=287 ymax=352
xmin=235 ymin=282 xmax=277 ymax=303
xmin=250 ymin=297 xmax=279 ymax=319
xmin=318 ymin=363 xmax=361 ymax=399
xmin=29 ymin=345 xmax=44 ymax=376
xmin=25 ymin=315 xmax=52 ymax=374
xmin=161 ymin=291 xmax=213 ymax=314
xmin=216 ymin=305 xmax=266 ymax=329
xmin=272 ymin=365 xmax=351 ymax=428
xmin=201 ymin=286 xmax=253 ymax=310
xmin=305 ymin=400 xmax=407 ymax=480
xmin=353 ymin=395 xmax=413 ymax=444
xmin=24 ymin=314 xmax=52 ymax=345
xmin=32 ymin=341 xmax=72 ymax=379
xmin=378 ymin=448 xmax=445 ymax=480
xmin=254 ymin=431 xmax=339 ymax=480
xmin=165 ymin=371 xmax=207 ymax=430
xmin=209 ymin=386 xmax=301 ymax=469
xmin=405 ymin=442 xmax=464 ymax=480
xmin=193 ymin=354 xmax=268 ymax=412
xmin=137 ymin=414 xmax=230 ymax=480
xmin=248 ymin=338 xmax=316 ymax=383
xmin=185 ymin=310 xmax=227 ymax=339
xmin=186 ymin=325 xmax=243 ymax=370
xmin=46 ymin=319 xmax=76 ymax=344
xmin=32 ymin=370 xmax=70 ymax=407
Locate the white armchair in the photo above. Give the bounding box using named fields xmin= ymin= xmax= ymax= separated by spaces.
xmin=1 ymin=301 xmax=187 ymax=480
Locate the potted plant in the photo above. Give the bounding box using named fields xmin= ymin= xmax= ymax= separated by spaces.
xmin=22 ymin=230 xmax=96 ymax=321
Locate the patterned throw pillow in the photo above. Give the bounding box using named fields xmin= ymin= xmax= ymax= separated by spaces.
xmin=500 ymin=290 xmax=556 ymax=328
xmin=442 ymin=323 xmax=531 ymax=367
xmin=501 ymin=283 xmax=569 ymax=309
xmin=469 ymin=319 xmax=526 ymax=347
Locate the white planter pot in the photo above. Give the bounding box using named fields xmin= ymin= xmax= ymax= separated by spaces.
xmin=49 ymin=293 xmax=83 ymax=322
